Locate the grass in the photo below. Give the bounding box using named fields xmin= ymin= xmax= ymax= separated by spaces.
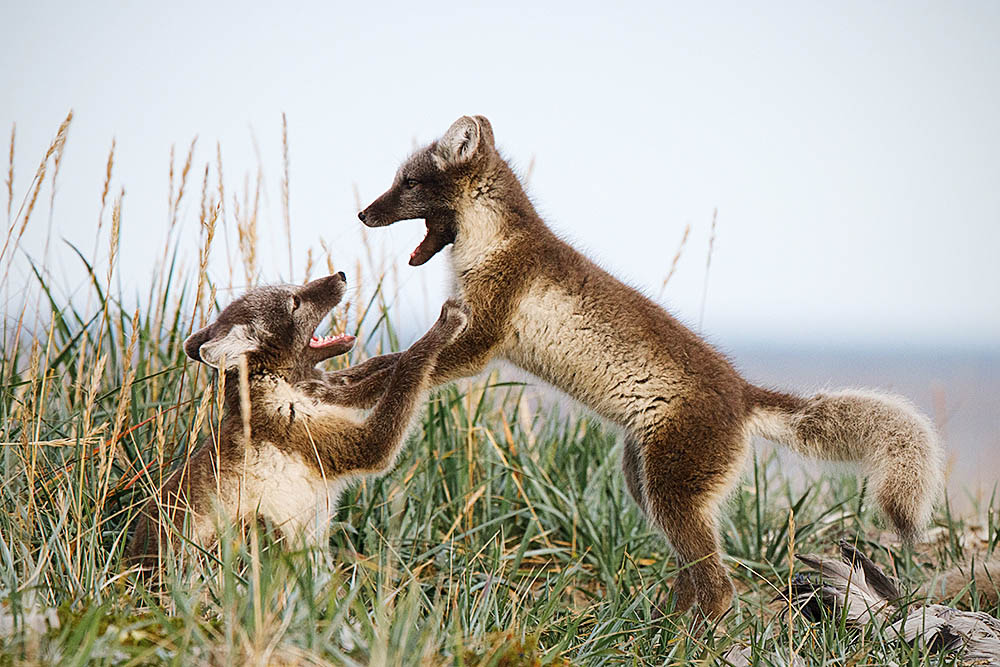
xmin=1 ymin=115 xmax=997 ymax=666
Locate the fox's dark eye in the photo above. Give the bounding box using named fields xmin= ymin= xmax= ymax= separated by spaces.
xmin=404 ymin=178 xmax=419 ymax=189
xmin=290 ymin=295 xmax=301 ymax=312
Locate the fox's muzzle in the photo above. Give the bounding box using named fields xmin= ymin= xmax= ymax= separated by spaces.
xmin=358 ymin=189 xmax=406 ymax=228
xmin=298 ymin=272 xmax=347 ymax=306
xmin=359 ymin=206 xmax=394 ymax=228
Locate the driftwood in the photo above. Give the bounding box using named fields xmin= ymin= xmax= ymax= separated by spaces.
xmin=722 ymin=643 xmax=806 ymax=666
xmin=792 ymin=541 xmax=1000 ymax=665
xmin=724 ymin=541 xmax=999 ymax=666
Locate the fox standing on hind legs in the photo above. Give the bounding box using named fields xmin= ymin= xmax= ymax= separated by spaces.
xmin=356 ymin=115 xmax=945 ymax=619
xmin=126 ymin=272 xmax=469 ymax=567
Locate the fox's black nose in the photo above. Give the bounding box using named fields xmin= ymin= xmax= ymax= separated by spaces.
xmin=337 ymin=271 xmax=346 ymax=283
xmin=357 ymin=211 xmax=367 ymax=223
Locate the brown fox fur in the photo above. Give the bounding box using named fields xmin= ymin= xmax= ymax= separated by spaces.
xmin=356 ymin=115 xmax=945 ymax=618
xmin=126 ymin=272 xmax=468 ymax=569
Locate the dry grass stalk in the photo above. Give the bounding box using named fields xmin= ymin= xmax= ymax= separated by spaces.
xmin=282 ymin=112 xmax=293 ymax=280
xmin=660 ymin=222 xmax=690 ymax=296
xmin=235 ymin=171 xmax=261 ymax=288
xmin=195 ymin=192 xmax=220 ymax=329
xmin=6 ymin=122 xmax=14 ymax=222
xmin=317 ymin=238 xmax=349 ymax=345
xmin=98 ymin=140 xmax=115 ymax=232
xmin=353 ymin=182 xmax=387 ymax=310
xmin=84 ymin=140 xmax=117 ymax=313
xmin=99 ymin=307 xmax=141 ymax=506
xmin=0 ymin=294 xmax=28 ymax=404
xmin=75 ymin=354 xmax=106 ymax=566
xmin=152 ymin=139 xmax=196 ymax=338
xmin=320 ymin=239 xmax=334 ymax=275
xmin=167 ymin=144 xmax=175 ymax=214
xmin=94 ymin=191 xmax=123 ymax=355
xmin=197 ymin=163 xmax=210 ymax=243
xmin=187 ymin=373 xmax=215 ymax=462
xmin=216 ymin=141 xmax=236 ymax=291
xmin=787 ymin=509 xmax=796 ymax=665
xmin=71 ymin=328 xmax=90 ymax=414
xmin=237 ymin=354 xmax=252 ymax=522
xmin=302 ymin=247 xmax=313 ymax=284
xmin=30 ymin=320 xmax=57 ymax=450
xmin=1 ymin=110 xmax=73 ymax=271
xmin=9 ymin=399 xmax=104 ymax=466
xmin=44 ymin=110 xmax=72 ymax=262
xmin=153 ymin=408 xmax=167 ymax=502
xmin=698 ymin=207 xmax=717 ymax=331
xmin=2 ymin=434 xmax=106 ymax=449
xmin=80 ymin=353 xmax=107 ymax=442
xmin=212 ymin=335 xmax=227 ymax=500
xmin=21 ymin=340 xmax=43 ymax=520
xmin=170 ymin=138 xmax=197 ymax=231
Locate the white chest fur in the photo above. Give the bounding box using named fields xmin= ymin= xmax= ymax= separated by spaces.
xmin=450 ymin=203 xmax=507 ymax=275
xmin=233 ymin=441 xmax=348 ymax=545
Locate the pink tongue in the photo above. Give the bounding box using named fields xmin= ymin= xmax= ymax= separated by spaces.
xmin=410 ymin=233 xmax=437 ymax=266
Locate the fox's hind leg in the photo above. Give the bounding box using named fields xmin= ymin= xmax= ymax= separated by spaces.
xmin=638 ymin=416 xmax=748 ymax=619
xmin=623 ymin=435 xmax=702 ymax=615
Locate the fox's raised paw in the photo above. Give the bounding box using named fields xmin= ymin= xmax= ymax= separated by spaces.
xmin=438 ymin=299 xmax=470 ymax=341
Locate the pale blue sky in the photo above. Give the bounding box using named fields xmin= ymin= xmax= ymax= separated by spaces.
xmin=3 ymin=0 xmax=999 ymax=348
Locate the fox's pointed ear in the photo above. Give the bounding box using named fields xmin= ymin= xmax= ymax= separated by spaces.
xmin=185 ymin=324 xmax=257 ymax=370
xmin=471 ymin=115 xmax=495 ymax=148
xmin=184 ymin=325 xmax=213 ymax=363
xmin=434 ymin=116 xmax=486 ymax=168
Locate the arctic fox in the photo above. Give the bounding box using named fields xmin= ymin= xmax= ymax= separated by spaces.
xmin=356 ymin=115 xmax=945 ymax=618
xmin=126 ymin=272 xmax=468 ymax=568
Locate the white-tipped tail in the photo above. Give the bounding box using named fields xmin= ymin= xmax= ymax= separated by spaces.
xmin=747 ymin=386 xmax=945 ymax=543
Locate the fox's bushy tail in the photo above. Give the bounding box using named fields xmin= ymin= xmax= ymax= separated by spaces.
xmin=746 ymin=385 xmax=944 ymax=543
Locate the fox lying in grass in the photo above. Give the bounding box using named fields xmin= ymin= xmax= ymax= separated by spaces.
xmin=126 ymin=272 xmax=468 ymax=568
xmin=356 ymin=115 xmax=945 ymax=619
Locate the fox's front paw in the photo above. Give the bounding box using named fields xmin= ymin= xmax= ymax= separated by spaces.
xmin=437 ymin=299 xmax=470 ymax=342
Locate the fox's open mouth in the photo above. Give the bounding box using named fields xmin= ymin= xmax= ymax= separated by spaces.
xmin=410 ymin=221 xmax=456 ymax=266
xmin=309 ymin=333 xmax=355 ymax=349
